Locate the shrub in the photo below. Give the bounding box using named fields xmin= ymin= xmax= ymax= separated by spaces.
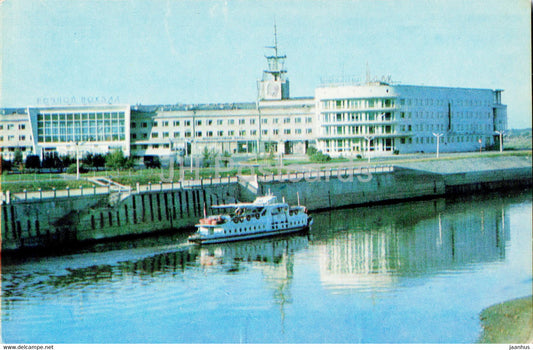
xmin=66 ymin=163 xmax=88 ymax=174
xmin=306 ymin=146 xmax=318 ymax=156
xmin=310 ymin=151 xmax=331 ymax=163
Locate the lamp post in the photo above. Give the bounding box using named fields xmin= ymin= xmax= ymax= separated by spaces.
xmin=495 ymin=131 xmax=505 ymax=153
xmin=72 ymin=141 xmax=85 ymax=180
xmin=432 ymin=133 xmax=443 ymax=158
xmin=185 ymin=140 xmax=194 ymax=177
xmin=364 ymin=136 xmax=374 ymax=163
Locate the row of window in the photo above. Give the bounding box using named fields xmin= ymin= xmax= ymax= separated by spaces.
xmin=402 ymin=111 xmax=492 ymax=119
xmin=322 ymin=112 xmax=393 ymax=123
xmin=132 ymin=128 xmax=313 ymax=140
xmin=321 ymin=110 xmax=492 ymax=124
xmin=320 ymin=134 xmax=487 ymax=149
xmin=322 ymin=98 xmax=494 ymax=112
xmin=398 ymin=98 xmax=493 ymax=107
xmin=0 ymin=124 xmax=26 ymax=131
xmin=321 ymin=138 xmax=395 ymax=152
xmin=322 ymin=125 xmax=394 ymax=136
xmin=131 ymin=116 xmax=313 ymax=129
xmin=322 ymin=99 xmax=395 ymax=110
xmin=0 ymin=147 xmax=30 ymax=153
xmin=414 ymin=135 xmax=486 ymax=144
xmin=37 ymin=115 xmax=126 ymax=143
xmin=402 ymin=123 xmax=492 ymax=133
xmin=0 ymin=135 xmax=31 ymax=142
xmin=38 ymin=112 xmax=126 ymax=121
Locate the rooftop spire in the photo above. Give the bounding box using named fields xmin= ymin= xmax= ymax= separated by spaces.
xmin=259 ymin=23 xmax=290 ymax=100
xmin=264 ymin=23 xmax=287 ymax=81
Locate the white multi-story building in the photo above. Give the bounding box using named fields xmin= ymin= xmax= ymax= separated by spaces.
xmin=0 ymin=32 xmax=507 ymax=163
xmin=128 ymin=97 xmax=315 ymax=160
xmin=0 ymin=105 xmax=131 ymax=161
xmin=315 ymin=82 xmax=507 ymax=157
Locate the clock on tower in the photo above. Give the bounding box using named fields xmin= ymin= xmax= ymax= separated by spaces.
xmin=259 ymin=25 xmax=289 ymax=101
xmin=264 ymin=81 xmax=282 ymax=100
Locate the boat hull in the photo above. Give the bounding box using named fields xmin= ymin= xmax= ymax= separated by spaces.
xmin=189 ymin=224 xmax=311 ymax=245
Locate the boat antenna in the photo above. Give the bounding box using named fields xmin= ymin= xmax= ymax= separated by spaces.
xmin=282 ymin=196 xmax=285 ymax=203
xmin=297 ymin=192 xmax=300 ymax=206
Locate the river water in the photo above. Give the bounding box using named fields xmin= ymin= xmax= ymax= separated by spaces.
xmin=2 ymin=189 xmax=531 ymax=344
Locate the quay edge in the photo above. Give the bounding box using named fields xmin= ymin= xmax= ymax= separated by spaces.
xmin=1 ymin=155 xmax=531 ymax=254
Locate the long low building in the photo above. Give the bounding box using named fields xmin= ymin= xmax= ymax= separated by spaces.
xmin=0 ymin=38 xmax=507 ymax=164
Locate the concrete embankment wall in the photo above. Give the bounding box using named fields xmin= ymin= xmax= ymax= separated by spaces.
xmin=241 ymin=156 xmax=532 ymax=212
xmin=1 ymin=156 xmax=531 ymax=253
xmin=240 ymin=168 xmax=445 ymax=211
xmin=1 ymin=183 xmax=239 ymax=252
xmin=397 ymin=156 xmax=532 ymax=195
xmin=441 ymin=168 xmax=532 ymax=194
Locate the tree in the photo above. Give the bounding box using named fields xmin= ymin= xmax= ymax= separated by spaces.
xmin=105 ymin=149 xmax=134 ymax=170
xmin=42 ymin=153 xmax=63 ymax=171
xmin=93 ymin=154 xmax=106 ymax=170
xmin=202 ymin=147 xmax=218 ymax=168
xmin=25 ymin=155 xmax=41 ymax=169
xmin=83 ymin=153 xmax=106 ymax=170
xmin=105 ymin=149 xmax=126 ymax=170
xmin=0 ymin=157 xmax=12 ymax=173
xmin=221 ymin=150 xmax=232 ymax=167
xmin=13 ymin=148 xmax=23 ymax=167
xmin=60 ymin=154 xmax=75 ymax=168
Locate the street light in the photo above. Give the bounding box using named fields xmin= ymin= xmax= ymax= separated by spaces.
xmin=184 ymin=139 xmax=193 ymax=173
xmin=495 ymin=130 xmax=505 ymax=153
xmin=364 ymin=136 xmax=374 ymax=163
xmin=72 ymin=141 xmax=86 ymax=180
xmin=432 ymin=133 xmax=443 ymax=158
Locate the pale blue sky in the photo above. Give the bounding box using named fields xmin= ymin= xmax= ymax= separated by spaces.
xmin=1 ymin=0 xmax=531 ymax=128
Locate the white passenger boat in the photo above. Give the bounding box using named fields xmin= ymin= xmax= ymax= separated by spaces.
xmin=188 ymin=194 xmax=313 ymax=244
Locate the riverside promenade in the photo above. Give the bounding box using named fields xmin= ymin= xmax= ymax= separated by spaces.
xmin=1 ymin=153 xmax=531 ymax=253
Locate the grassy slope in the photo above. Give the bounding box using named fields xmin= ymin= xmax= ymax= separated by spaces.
xmin=479 ymin=296 xmax=533 ymax=344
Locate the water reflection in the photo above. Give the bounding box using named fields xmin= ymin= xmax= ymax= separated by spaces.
xmin=196 ymin=235 xmax=309 ymax=329
xmin=1 ymin=190 xmax=529 ymax=343
xmin=2 ymin=234 xmax=309 ymax=309
xmin=313 ymin=196 xmax=510 ymax=292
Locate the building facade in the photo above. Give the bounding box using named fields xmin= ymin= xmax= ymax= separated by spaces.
xmin=0 ymin=35 xmax=507 ymax=163
xmin=0 ymin=105 xmax=130 ymax=161
xmin=128 ymin=97 xmax=315 ymax=161
xmin=315 ymin=83 xmax=507 ymax=156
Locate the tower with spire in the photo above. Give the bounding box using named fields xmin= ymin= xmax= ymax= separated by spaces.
xmin=259 ymin=24 xmax=290 ymax=100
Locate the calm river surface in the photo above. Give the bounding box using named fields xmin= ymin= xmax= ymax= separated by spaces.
xmin=2 ymin=189 xmax=532 ymax=344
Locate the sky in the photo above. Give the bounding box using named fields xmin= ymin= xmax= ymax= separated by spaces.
xmin=1 ymin=0 xmax=531 ymax=128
